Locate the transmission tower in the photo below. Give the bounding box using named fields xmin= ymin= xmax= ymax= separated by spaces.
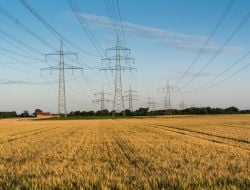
xmin=41 ymin=41 xmax=83 ymax=117
xmin=93 ymin=86 xmax=111 ymax=111
xmin=124 ymin=86 xmax=138 ymax=111
xmin=147 ymin=96 xmax=156 ymax=112
xmin=101 ymin=36 xmax=135 ymax=115
xmin=159 ymin=81 xmax=178 ymax=114
xmin=179 ymin=100 xmax=186 ymax=110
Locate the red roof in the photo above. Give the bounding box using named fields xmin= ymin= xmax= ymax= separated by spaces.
xmin=37 ymin=112 xmax=52 ymax=116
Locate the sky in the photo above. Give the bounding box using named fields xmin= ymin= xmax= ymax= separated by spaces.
xmin=0 ymin=0 xmax=250 ymax=113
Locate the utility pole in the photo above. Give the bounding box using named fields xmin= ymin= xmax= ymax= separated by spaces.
xmin=101 ymin=36 xmax=136 ymax=116
xmin=159 ymin=81 xmax=178 ymax=114
xmin=93 ymin=86 xmax=110 ymax=111
xmin=41 ymin=41 xmax=83 ymax=117
xmin=124 ymin=86 xmax=138 ymax=111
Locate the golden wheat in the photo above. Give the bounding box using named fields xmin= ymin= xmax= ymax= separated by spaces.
xmin=0 ymin=115 xmax=249 ymax=189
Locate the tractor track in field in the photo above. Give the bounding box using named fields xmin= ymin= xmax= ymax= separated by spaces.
xmin=0 ymin=126 xmax=48 ymax=138
xmin=55 ymin=126 xmax=88 ymax=170
xmin=0 ymin=126 xmax=84 ymax=165
xmin=29 ymin=125 xmax=83 ymax=150
xmin=6 ymin=127 xmax=51 ymax=137
xmin=145 ymin=124 xmax=250 ymax=151
xmin=38 ymin=126 xmax=84 ymax=153
xmin=101 ymin=126 xmax=116 ymax=170
xmin=113 ymin=135 xmax=159 ymax=189
xmin=155 ymin=124 xmax=250 ymax=144
xmin=109 ymin=122 xmax=158 ymax=189
xmin=0 ymin=126 xmax=63 ymax=144
xmin=119 ymin=120 xmax=250 ymax=151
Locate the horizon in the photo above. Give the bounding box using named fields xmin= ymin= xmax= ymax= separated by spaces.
xmin=0 ymin=0 xmax=250 ymax=114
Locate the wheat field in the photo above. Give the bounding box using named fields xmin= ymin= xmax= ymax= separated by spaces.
xmin=0 ymin=115 xmax=249 ymax=189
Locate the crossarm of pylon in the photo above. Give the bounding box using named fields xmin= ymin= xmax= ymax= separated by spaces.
xmin=102 ymin=55 xmax=134 ymax=61
xmin=41 ymin=66 xmax=83 ymax=70
xmin=105 ymin=46 xmax=131 ymax=52
xmin=100 ymin=66 xmax=136 ymax=71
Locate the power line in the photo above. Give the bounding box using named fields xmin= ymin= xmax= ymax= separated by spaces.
xmin=18 ymin=0 xmax=98 ymax=57
xmin=180 ymin=9 xmax=250 ymax=89
xmin=66 ymin=75 xmax=95 ymax=100
xmin=41 ymin=75 xmax=87 ymax=111
xmin=104 ymin=0 xmax=126 ymax=45
xmin=0 ymin=27 xmax=43 ymax=55
xmin=67 ymin=0 xmax=105 ymax=56
xmin=0 ymin=4 xmax=56 ymax=50
xmin=147 ymin=96 xmax=156 ymax=112
xmin=175 ymin=0 xmax=237 ymax=86
xmin=0 ymin=7 xmax=83 ymax=67
xmin=0 ymin=36 xmax=43 ymax=61
xmin=158 ymin=81 xmax=178 ymax=114
xmin=0 ymin=3 xmax=78 ymax=67
xmin=17 ymin=0 xmax=124 ymax=100
xmin=116 ymin=0 xmax=126 ymax=45
xmin=0 ymin=28 xmax=65 ymax=73
xmin=18 ymin=0 xmax=106 ymax=96
xmin=109 ymin=0 xmax=123 ymax=39
xmin=93 ymin=86 xmax=111 ymax=110
xmin=186 ymin=50 xmax=250 ymax=92
xmin=179 ymin=100 xmax=186 ymax=110
xmin=103 ymin=0 xmax=120 ymax=38
xmin=0 ymin=60 xmax=39 ymax=76
xmin=0 ymin=50 xmax=40 ymax=71
xmin=124 ymin=86 xmax=138 ymax=111
xmin=186 ymin=60 xmax=250 ymax=93
xmin=0 ymin=45 xmax=44 ymax=62
xmin=103 ymin=0 xmax=119 ymax=36
xmin=78 ymin=0 xmax=110 ymax=44
xmin=0 ymin=79 xmax=48 ymax=85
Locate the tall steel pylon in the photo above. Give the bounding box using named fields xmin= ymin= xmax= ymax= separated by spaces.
xmin=101 ymin=37 xmax=135 ymax=115
xmin=93 ymin=86 xmax=111 ymax=111
xmin=159 ymin=81 xmax=178 ymax=114
xmin=41 ymin=41 xmax=83 ymax=117
xmin=124 ymin=86 xmax=138 ymax=111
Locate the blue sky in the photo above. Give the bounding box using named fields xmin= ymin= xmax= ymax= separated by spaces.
xmin=0 ymin=0 xmax=250 ymax=113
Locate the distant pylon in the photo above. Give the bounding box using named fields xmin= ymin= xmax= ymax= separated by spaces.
xmin=93 ymin=86 xmax=111 ymax=111
xmin=124 ymin=86 xmax=138 ymax=111
xmin=147 ymin=96 xmax=156 ymax=112
xmin=41 ymin=41 xmax=83 ymax=117
xmin=101 ymin=36 xmax=136 ymax=115
xmin=159 ymin=81 xmax=178 ymax=114
xmin=179 ymin=100 xmax=186 ymax=110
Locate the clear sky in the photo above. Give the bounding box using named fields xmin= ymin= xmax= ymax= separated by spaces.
xmin=0 ymin=0 xmax=250 ymax=113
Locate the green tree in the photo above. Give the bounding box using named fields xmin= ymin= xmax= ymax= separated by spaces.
xmin=20 ymin=111 xmax=30 ymax=117
xmin=33 ymin=109 xmax=43 ymax=117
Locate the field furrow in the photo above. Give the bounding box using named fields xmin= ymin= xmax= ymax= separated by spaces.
xmin=144 ymin=124 xmax=250 ymax=150
xmin=0 ymin=116 xmax=249 ymax=189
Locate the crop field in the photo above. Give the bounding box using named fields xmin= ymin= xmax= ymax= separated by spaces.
xmin=0 ymin=115 xmax=249 ymax=189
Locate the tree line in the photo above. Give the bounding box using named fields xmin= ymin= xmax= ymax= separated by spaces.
xmin=1 ymin=106 xmax=250 ymax=119
xmin=67 ymin=106 xmax=250 ymax=117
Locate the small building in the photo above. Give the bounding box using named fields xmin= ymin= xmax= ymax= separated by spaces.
xmin=36 ymin=112 xmax=59 ymax=119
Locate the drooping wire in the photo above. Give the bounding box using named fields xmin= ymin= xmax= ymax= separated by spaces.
xmin=0 ymin=5 xmax=56 ymax=50
xmin=67 ymin=0 xmax=105 ymax=56
xmin=18 ymin=0 xmax=99 ymax=57
xmin=174 ymin=0 xmax=237 ymax=87
xmin=180 ymin=9 xmax=250 ymax=90
xmin=186 ymin=50 xmax=250 ymax=92
xmin=185 ymin=60 xmax=250 ymax=93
